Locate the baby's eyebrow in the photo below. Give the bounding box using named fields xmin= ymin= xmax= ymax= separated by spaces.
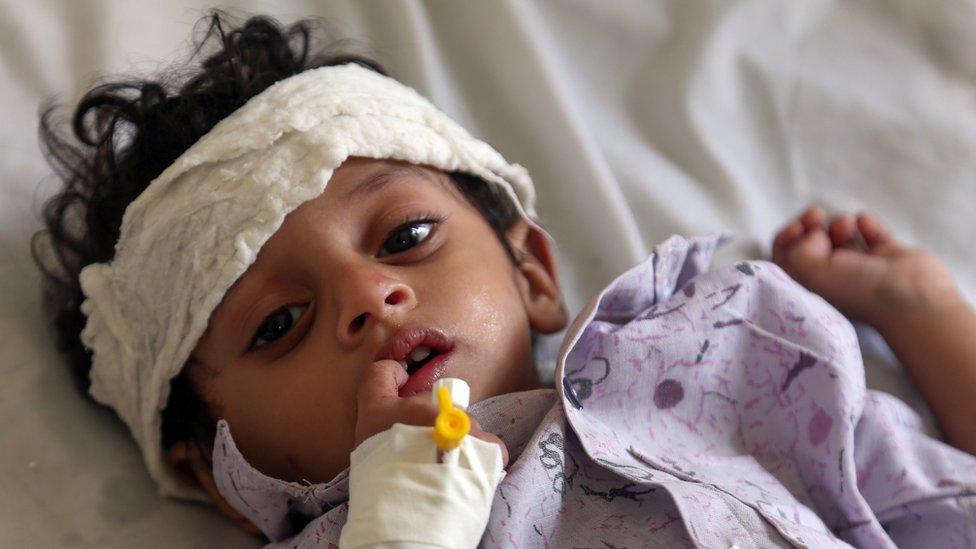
xmin=344 ymin=165 xmax=433 ymax=201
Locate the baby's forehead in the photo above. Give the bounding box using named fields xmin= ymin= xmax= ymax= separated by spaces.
xmin=329 ymin=157 xmax=457 ymax=197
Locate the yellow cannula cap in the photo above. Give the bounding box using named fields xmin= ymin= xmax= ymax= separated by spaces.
xmin=433 ymin=386 xmax=470 ymax=451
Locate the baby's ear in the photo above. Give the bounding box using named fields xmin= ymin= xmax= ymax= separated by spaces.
xmin=165 ymin=441 xmax=262 ymax=536
xmin=507 ymin=221 xmax=567 ymax=334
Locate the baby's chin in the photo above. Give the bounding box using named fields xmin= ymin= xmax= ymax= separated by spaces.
xmin=460 ymin=355 xmax=541 ymax=405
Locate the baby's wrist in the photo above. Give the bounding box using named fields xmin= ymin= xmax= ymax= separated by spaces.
xmin=342 ymin=423 xmax=504 ymax=548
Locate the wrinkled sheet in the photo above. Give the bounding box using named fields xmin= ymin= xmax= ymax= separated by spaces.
xmin=211 ymin=235 xmax=976 ymax=548
xmin=3 ymin=1 xmax=976 ymax=546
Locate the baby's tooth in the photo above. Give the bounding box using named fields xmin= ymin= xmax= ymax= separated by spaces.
xmin=409 ymin=346 xmax=431 ymax=362
xmin=398 ymin=360 xmax=409 ymax=371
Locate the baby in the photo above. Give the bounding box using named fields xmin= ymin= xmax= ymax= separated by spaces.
xmin=33 ymin=12 xmax=975 ymax=548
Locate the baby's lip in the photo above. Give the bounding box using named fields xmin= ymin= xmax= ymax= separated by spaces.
xmin=376 ymin=326 xmax=455 ymax=364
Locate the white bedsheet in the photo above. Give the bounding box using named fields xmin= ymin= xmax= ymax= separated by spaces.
xmin=2 ymin=0 xmax=974 ymax=546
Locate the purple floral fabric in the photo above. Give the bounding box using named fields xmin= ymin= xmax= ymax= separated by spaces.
xmin=213 ymin=234 xmax=976 ymax=548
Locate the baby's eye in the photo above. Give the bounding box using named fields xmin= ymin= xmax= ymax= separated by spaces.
xmin=251 ymin=304 xmax=308 ymax=349
xmin=377 ymin=220 xmax=436 ymax=257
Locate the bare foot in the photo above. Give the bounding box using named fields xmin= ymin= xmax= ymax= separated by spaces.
xmin=771 ymin=206 xmax=958 ymax=328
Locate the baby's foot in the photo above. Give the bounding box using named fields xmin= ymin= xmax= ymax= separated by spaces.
xmin=771 ymin=206 xmax=958 ymax=328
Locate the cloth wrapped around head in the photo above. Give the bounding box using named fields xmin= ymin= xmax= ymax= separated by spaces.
xmin=77 ymin=63 xmax=538 ymax=500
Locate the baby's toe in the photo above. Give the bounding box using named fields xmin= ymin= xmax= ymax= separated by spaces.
xmin=773 ymin=220 xmax=804 ymax=250
xmin=799 ymin=205 xmax=826 ymax=232
xmin=828 ymin=215 xmax=857 ymax=248
xmin=856 ymin=212 xmax=896 ymax=250
xmin=773 ymin=227 xmax=832 ymax=287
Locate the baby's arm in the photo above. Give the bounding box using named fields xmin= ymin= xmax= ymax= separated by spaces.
xmin=773 ymin=206 xmax=976 ymax=455
xmin=339 ymin=360 xmax=507 ymax=548
xmin=873 ymin=291 xmax=976 ymax=455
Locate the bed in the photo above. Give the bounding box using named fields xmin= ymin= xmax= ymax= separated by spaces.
xmin=2 ymin=0 xmax=974 ymax=546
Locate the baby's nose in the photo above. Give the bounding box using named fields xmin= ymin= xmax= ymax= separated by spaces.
xmin=336 ymin=277 xmax=416 ymax=347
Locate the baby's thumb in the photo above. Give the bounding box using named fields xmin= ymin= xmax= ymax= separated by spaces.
xmin=356 ymin=359 xmax=408 ymax=408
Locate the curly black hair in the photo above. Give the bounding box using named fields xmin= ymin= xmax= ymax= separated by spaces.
xmin=31 ymin=10 xmax=521 ymax=468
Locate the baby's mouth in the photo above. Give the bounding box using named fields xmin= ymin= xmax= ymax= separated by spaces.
xmin=401 ymin=346 xmax=440 ymax=375
xmin=377 ymin=325 xmax=456 ymax=380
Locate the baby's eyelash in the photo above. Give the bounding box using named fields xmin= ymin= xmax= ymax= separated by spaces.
xmin=393 ymin=211 xmax=446 ymax=228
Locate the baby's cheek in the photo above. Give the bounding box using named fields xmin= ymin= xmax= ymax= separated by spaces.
xmin=467 ymin=283 xmax=508 ymax=345
xmin=238 ymin=360 xmax=358 ymax=484
xmin=300 ymin=425 xmax=358 ymax=484
xmin=270 ymin=405 xmax=357 ymax=484
xmin=457 ymin=273 xmax=534 ymax=399
xmin=300 ymin=385 xmax=359 ymax=482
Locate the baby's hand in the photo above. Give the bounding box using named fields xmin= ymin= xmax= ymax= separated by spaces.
xmin=772 ymin=206 xmax=959 ymax=328
xmin=352 ymin=359 xmax=509 ymax=467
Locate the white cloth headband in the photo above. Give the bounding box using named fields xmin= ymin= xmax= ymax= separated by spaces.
xmin=78 ymin=63 xmax=538 ymax=500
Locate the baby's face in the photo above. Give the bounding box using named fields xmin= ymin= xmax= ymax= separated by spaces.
xmin=187 ymin=157 xmax=563 ymax=484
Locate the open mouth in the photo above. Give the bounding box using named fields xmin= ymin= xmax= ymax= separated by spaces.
xmin=378 ymin=326 xmax=455 ymax=381
xmin=401 ymin=345 xmax=442 ymax=375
